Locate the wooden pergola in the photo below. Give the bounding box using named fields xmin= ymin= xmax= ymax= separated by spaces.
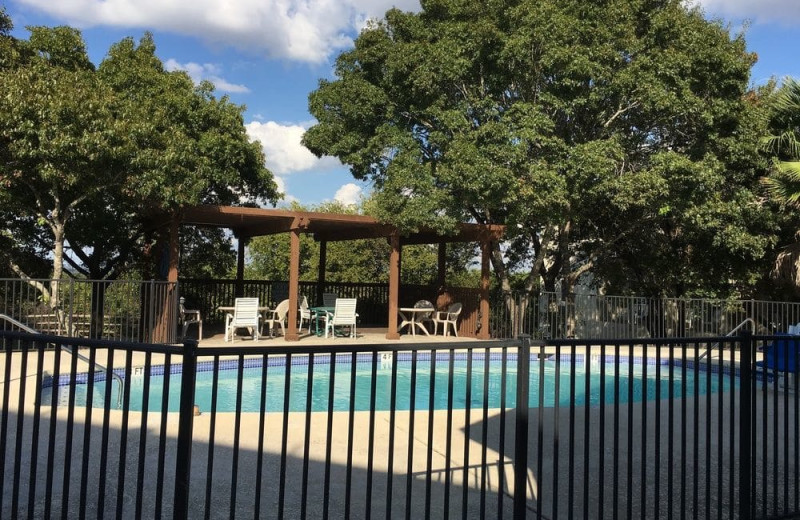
xmin=162 ymin=206 xmax=504 ymax=340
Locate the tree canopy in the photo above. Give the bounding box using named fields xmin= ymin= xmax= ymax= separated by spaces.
xmin=304 ymin=0 xmax=776 ymax=299
xmin=0 ymin=18 xmax=279 ymax=289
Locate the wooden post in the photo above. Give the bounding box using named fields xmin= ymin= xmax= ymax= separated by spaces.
xmin=155 ymin=214 xmax=180 ymax=343
xmin=235 ymin=234 xmax=246 ymax=298
xmin=386 ymin=232 xmax=401 ymax=340
xmin=317 ymin=240 xmax=327 ymax=307
xmin=437 ymin=242 xmax=447 ymax=289
xmin=479 ymin=239 xmax=491 ymax=339
xmin=286 ymin=226 xmax=301 ymax=341
xmin=168 ymin=215 xmax=180 ymax=283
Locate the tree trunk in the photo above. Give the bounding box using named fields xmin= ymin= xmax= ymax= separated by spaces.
xmin=89 ymin=281 xmax=110 ymax=339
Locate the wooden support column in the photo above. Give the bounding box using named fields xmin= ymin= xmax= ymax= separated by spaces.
xmin=168 ymin=215 xmax=180 ymax=283
xmin=386 ymin=232 xmax=401 ymax=340
xmin=286 ymin=226 xmax=301 ymax=341
xmin=437 ymin=242 xmax=447 ymax=289
xmin=479 ymin=239 xmax=491 ymax=340
xmin=156 ymin=214 xmax=180 ymax=343
xmin=317 ymin=240 xmax=327 ymax=306
xmin=235 ymin=234 xmax=246 ymax=297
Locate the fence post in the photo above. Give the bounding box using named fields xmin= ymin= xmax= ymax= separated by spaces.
xmin=513 ymin=334 xmax=531 ymax=519
xmin=738 ymin=330 xmax=753 ymax=520
xmin=174 ymin=339 xmax=198 ymax=520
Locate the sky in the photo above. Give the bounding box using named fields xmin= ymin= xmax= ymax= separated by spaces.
xmin=3 ymin=0 xmax=800 ymax=209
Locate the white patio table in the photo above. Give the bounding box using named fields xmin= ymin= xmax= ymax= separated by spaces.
xmin=398 ymin=306 xmax=435 ymax=336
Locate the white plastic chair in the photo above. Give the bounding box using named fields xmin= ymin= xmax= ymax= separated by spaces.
xmin=225 ymin=297 xmax=261 ymax=342
xmin=323 ymin=298 xmax=358 ymax=338
xmin=262 ymin=299 xmax=290 ymax=337
xmin=432 ymin=302 xmax=462 ymax=337
xmin=179 ymin=297 xmax=203 ymax=340
xmin=299 ymin=296 xmax=312 ymax=333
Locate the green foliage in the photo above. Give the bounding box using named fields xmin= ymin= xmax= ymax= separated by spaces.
xmin=305 ymin=0 xmax=774 ymax=298
xmin=0 ymin=18 xmax=280 ymax=283
xmin=762 ymin=78 xmax=800 ymax=207
xmin=246 ymin=200 xmax=475 ymax=284
xmin=180 ymin=227 xmax=237 ymax=279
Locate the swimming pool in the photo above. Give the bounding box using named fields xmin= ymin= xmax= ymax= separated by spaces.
xmin=44 ymin=352 xmax=736 ymax=412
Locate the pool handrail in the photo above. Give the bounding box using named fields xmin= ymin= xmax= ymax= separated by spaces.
xmin=697 ymin=317 xmax=756 ymax=361
xmin=0 ymin=313 xmax=124 ymax=406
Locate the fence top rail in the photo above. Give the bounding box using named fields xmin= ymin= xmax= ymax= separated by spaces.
xmin=0 ymin=329 xmax=184 ymax=354
xmin=196 ymin=338 xmax=524 ymax=357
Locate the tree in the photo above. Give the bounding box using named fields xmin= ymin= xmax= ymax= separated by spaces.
xmin=0 ymin=20 xmax=280 ymax=334
xmin=760 ymin=78 xmax=800 ymax=296
xmin=304 ymin=0 xmax=774 ymax=322
xmin=762 ymin=79 xmax=800 ymax=206
xmin=0 ymin=25 xmax=131 ymax=310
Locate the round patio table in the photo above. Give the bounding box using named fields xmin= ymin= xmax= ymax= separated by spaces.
xmin=309 ymin=306 xmax=335 ymax=336
xmin=398 ymin=306 xmax=435 ymax=336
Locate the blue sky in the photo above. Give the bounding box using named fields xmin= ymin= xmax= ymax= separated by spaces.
xmin=3 ymin=0 xmax=800 ymax=208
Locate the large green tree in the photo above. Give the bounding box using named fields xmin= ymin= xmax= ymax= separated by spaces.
xmin=304 ymin=0 xmax=774 ymax=312
xmin=0 ymin=24 xmax=130 ymax=306
xmin=0 ymin=19 xmax=279 ymax=327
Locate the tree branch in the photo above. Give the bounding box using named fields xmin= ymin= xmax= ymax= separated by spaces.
xmin=603 ymin=100 xmax=640 ymax=128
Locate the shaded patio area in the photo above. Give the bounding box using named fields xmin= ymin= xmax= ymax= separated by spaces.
xmin=156 ymin=206 xmax=505 ymax=342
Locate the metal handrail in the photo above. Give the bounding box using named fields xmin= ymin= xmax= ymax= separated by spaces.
xmin=0 ymin=313 xmax=123 ymax=406
xmin=698 ymin=317 xmax=756 ymax=361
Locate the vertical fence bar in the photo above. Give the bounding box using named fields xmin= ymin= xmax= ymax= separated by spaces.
xmin=174 ymin=339 xmax=198 ymax=520
xmin=344 ymin=353 xmax=357 ymax=519
xmin=254 ymin=354 xmax=268 ymax=520
xmin=444 ymin=348 xmax=456 ymax=515
xmin=155 ymin=353 xmax=172 ymax=520
xmin=204 ymin=356 xmax=220 ymax=520
xmin=0 ymin=336 xmax=15 ymax=516
xmin=405 ymin=350 xmax=419 ymax=520
xmin=739 ymin=331 xmax=753 ymax=520
xmin=386 ymin=351 xmax=398 ymax=519
xmin=11 ymin=339 xmax=29 ymax=516
xmin=498 ymin=346 xmax=508 ymax=520
xmin=229 ymin=354 xmax=245 ymax=518
xmin=424 ymin=350 xmax=437 ymax=518
xmin=135 ymin=351 xmax=153 ymax=519
xmin=365 ymin=351 xmax=377 ymax=520
xmin=28 ymin=343 xmax=46 ymax=517
xmin=45 ymin=344 xmax=62 ymax=519
xmin=479 ymin=347 xmax=490 ymax=518
xmin=115 ymin=350 xmax=133 ymax=520
xmin=278 ymin=353 xmax=293 ymax=520
xmin=513 ymin=336 xmax=531 ymax=520
xmin=324 ymin=353 xmax=337 ymax=519
xmin=302 ymin=353 xmax=315 ymax=520
xmin=80 ymin=346 xmax=98 ymax=519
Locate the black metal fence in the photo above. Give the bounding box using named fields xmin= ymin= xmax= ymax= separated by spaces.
xmin=1 ymin=330 xmax=799 ymax=519
xmin=6 ymin=277 xmax=800 ymax=343
xmin=489 ymin=291 xmax=800 ymax=341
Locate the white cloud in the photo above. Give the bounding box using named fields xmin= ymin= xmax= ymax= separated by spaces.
xmin=15 ymin=0 xmax=422 ymax=64
xmin=334 ymin=183 xmax=362 ymax=206
xmin=164 ymin=59 xmax=249 ymax=93
xmin=693 ymin=0 xmax=800 ymax=24
xmin=245 ymin=120 xmax=342 ymax=176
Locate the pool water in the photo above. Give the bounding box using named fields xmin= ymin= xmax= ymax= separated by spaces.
xmin=46 ymin=354 xmax=736 ymax=413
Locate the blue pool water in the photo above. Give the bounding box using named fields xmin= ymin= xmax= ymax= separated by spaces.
xmin=47 ymin=353 xmax=735 ymax=413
